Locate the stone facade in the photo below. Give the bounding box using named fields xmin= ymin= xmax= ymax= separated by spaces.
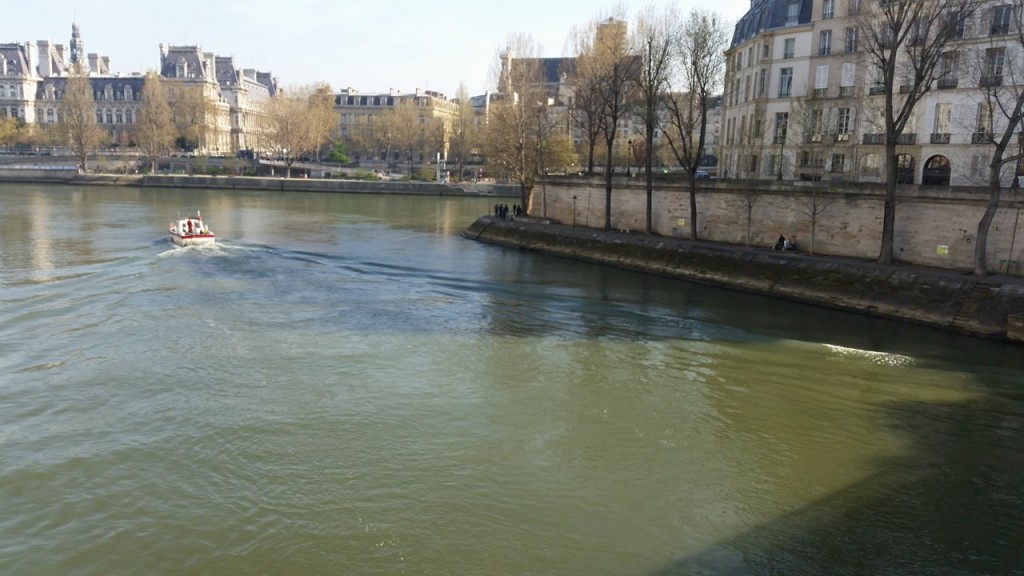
xmin=721 ymin=0 xmax=1024 ymax=187
xmin=2 ymin=23 xmax=276 ymax=155
xmin=530 ymin=176 xmax=1024 ymax=274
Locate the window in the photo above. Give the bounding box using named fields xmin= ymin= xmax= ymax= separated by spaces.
xmin=823 ymin=0 xmax=835 ymax=19
xmin=774 ymin=112 xmax=789 ymax=143
xmin=763 ymin=42 xmax=770 ymax=57
xmin=985 ymin=47 xmax=1006 ymax=85
xmin=864 ymin=153 xmax=880 ymax=174
xmin=787 ymin=1 xmax=800 ymax=24
xmin=784 ymin=38 xmax=796 ymax=58
xmin=977 ymin=102 xmax=993 ymax=133
xmin=942 ymin=52 xmax=959 ymax=79
xmin=831 ymin=153 xmax=847 ymax=172
xmin=808 ymin=108 xmax=824 ymax=135
xmin=934 ymin=103 xmax=952 ymax=133
xmin=837 ymin=107 xmax=851 ymax=134
xmin=116 ymin=110 xmax=123 ymax=124
xmin=947 ymin=12 xmax=966 ymax=38
xmin=845 ymin=27 xmax=858 ymax=52
xmin=841 ymin=63 xmax=856 ymax=88
xmin=779 ymin=67 xmax=793 ymax=97
xmin=848 ymin=0 xmax=861 ymax=15
xmin=758 ymin=69 xmax=767 ymax=95
xmin=96 ymin=111 xmax=103 ymax=123
xmin=105 ymin=110 xmax=113 ymax=124
xmin=992 ymin=5 xmax=1012 ymax=35
xmin=815 ymin=65 xmax=829 ymax=96
xmin=819 ymin=30 xmax=832 ymax=55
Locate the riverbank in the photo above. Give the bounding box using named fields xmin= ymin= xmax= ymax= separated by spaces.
xmin=0 ymin=170 xmax=519 ymax=197
xmin=463 ymin=216 xmax=1024 ymax=343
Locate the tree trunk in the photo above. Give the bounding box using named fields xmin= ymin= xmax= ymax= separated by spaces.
xmin=878 ymin=141 xmax=898 ymax=264
xmin=688 ymin=173 xmax=698 ymax=241
xmin=975 ymin=168 xmax=1004 ymax=276
xmin=604 ymin=140 xmax=614 ymax=231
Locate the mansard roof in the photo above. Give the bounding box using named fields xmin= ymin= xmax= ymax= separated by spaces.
xmin=160 ymin=45 xmax=210 ymax=80
xmin=731 ymin=0 xmax=814 ymax=48
xmin=0 ymin=43 xmax=32 ymax=77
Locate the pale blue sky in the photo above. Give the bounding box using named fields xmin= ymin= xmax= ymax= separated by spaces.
xmin=6 ymin=0 xmax=749 ymax=98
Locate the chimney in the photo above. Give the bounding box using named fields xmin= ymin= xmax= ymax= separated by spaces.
xmin=37 ymin=40 xmax=51 ymax=77
xmin=88 ymin=53 xmax=99 ymax=73
xmin=25 ymin=41 xmax=35 ymax=78
xmin=102 ymin=56 xmax=110 ymax=74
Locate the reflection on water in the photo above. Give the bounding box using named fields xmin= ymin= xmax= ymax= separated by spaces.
xmin=0 ymin=184 xmax=1022 ymax=575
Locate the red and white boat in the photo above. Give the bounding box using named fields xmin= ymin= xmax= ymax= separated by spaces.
xmin=169 ymin=211 xmax=215 ymax=246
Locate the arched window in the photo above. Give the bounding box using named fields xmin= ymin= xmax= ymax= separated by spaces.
xmin=96 ymin=111 xmax=103 ymax=123
xmin=923 ymin=155 xmax=951 ymax=186
xmin=125 ymin=110 xmax=133 ymax=124
xmin=105 ymin=109 xmax=113 ymax=124
xmin=115 ymin=110 xmax=123 ymax=124
xmin=46 ymin=108 xmax=55 ymax=123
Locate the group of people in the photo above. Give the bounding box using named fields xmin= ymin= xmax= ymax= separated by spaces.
xmin=493 ymin=204 xmax=523 ymax=220
xmin=773 ymin=235 xmax=796 ymax=251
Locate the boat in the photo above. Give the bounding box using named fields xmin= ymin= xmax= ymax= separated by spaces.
xmin=169 ymin=211 xmax=215 ymax=246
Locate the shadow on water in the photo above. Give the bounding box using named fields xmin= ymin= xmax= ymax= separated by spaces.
xmin=648 ymin=374 xmax=1024 ymax=576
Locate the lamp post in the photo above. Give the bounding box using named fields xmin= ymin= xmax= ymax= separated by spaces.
xmin=573 ymin=195 xmax=577 ymax=227
xmin=626 ymin=140 xmax=632 ymax=176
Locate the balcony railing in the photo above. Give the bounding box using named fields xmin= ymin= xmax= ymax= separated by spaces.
xmin=814 ymin=88 xmax=828 ymax=98
xmin=899 ymin=84 xmax=913 ymax=94
xmin=834 ymin=133 xmax=850 ymax=143
xmin=806 ymin=133 xmax=824 ymax=144
xmin=930 ymin=133 xmax=951 ymax=144
xmin=981 ymin=74 xmax=1004 ymax=87
xmin=773 ymin=136 xmax=787 ymax=144
xmin=869 ymin=85 xmax=886 ymax=95
xmin=972 ymin=132 xmax=993 ymax=144
xmin=863 ymin=133 xmax=885 ymax=145
xmin=937 ymin=77 xmax=959 ymax=89
xmin=840 ymin=86 xmax=855 ymax=97
xmin=897 ymin=133 xmax=916 ymax=144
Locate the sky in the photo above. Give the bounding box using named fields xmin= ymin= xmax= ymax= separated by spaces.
xmin=6 ymin=0 xmax=750 ymax=98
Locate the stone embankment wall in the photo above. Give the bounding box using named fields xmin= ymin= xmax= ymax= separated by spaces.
xmin=464 ymin=217 xmax=1024 ymax=343
xmin=140 ymin=175 xmax=518 ymax=197
xmin=531 ymin=176 xmax=1024 ymax=275
xmin=0 ymin=171 xmax=519 ymax=197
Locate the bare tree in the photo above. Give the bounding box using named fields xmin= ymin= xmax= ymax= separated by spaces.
xmin=970 ymin=1 xmax=1024 ymax=275
xmin=484 ymin=34 xmax=577 ymax=212
xmin=857 ymin=0 xmax=976 ymax=264
xmin=166 ymin=83 xmax=218 ymax=154
xmin=450 ymin=82 xmax=477 ymax=180
xmin=632 ymin=4 xmax=675 ymax=234
xmin=265 ymin=84 xmax=337 ymax=177
xmin=58 ymin=69 xmax=106 ymax=173
xmin=662 ymin=9 xmax=728 ymax=240
xmin=589 ymin=9 xmax=640 ymax=231
xmin=135 ymin=72 xmax=176 ymax=172
xmin=796 ymin=188 xmax=836 ymax=255
xmin=567 ymin=23 xmax=605 ymax=174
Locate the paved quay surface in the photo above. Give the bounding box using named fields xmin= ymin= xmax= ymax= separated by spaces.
xmin=464 ymin=216 xmax=1024 ymax=343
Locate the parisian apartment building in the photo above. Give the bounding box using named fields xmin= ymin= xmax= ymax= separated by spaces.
xmin=720 ymin=0 xmax=1022 ymax=187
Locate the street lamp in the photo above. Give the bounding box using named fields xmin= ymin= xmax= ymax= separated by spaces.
xmin=626 ymin=140 xmax=632 ymax=176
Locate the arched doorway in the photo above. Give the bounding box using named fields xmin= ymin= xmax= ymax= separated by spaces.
xmin=922 ymin=155 xmax=951 ymax=185
xmin=896 ymin=154 xmax=915 ymax=184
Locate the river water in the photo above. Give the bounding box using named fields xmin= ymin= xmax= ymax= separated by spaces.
xmin=2 ymin=183 xmax=1023 ymax=576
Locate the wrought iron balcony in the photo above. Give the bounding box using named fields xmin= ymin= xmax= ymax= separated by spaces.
xmin=972 ymin=132 xmax=993 ymax=144
xmin=863 ymin=133 xmax=885 ymax=145
xmin=937 ymin=78 xmax=959 ymax=89
xmin=930 ymin=133 xmax=951 ymax=144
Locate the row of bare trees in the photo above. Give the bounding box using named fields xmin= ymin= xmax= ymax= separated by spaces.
xmin=10 ymin=66 xmax=338 ymax=178
xmin=484 ymin=5 xmax=729 ymax=236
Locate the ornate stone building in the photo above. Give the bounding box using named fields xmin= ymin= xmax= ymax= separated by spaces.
xmin=2 ymin=23 xmax=276 ymax=155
